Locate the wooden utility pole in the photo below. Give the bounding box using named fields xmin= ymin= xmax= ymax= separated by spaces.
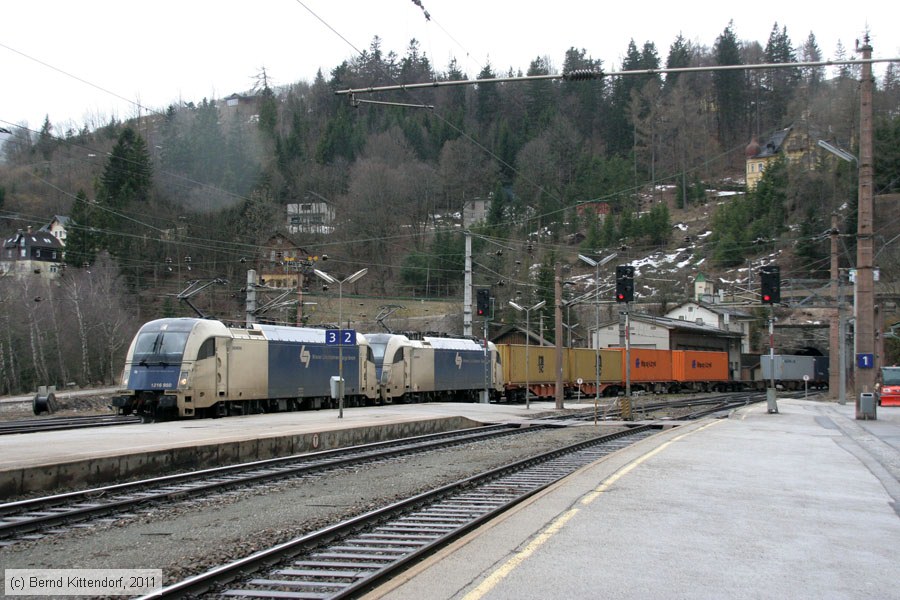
xmin=555 ymin=264 xmax=564 ymax=409
xmin=854 ymin=38 xmax=877 ymax=418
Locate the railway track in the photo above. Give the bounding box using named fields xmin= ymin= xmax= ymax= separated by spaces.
xmin=0 ymin=423 xmax=552 ymax=545
xmin=0 ymin=414 xmax=142 ymax=435
xmin=146 ymin=424 xmax=660 ymax=599
xmin=546 ymin=391 xmax=815 ymax=423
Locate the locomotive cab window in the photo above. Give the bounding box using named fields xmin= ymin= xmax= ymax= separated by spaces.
xmin=392 ymin=348 xmax=404 ymax=364
xmin=196 ymin=338 xmax=215 ymax=361
xmin=368 ymin=341 xmax=387 ymax=363
xmin=133 ymin=330 xmax=190 ymax=364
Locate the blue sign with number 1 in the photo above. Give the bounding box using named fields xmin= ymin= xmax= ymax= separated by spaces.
xmin=857 ymin=353 xmax=874 ymax=369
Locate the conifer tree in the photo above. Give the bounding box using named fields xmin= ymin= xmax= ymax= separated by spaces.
xmin=95 ymin=127 xmax=153 ymax=269
xmin=64 ymin=190 xmax=101 ymax=267
xmin=100 ymin=127 xmax=152 ymax=208
xmin=664 ymin=35 xmax=692 ymax=91
xmin=761 ymin=24 xmax=800 ymax=129
xmin=794 ymin=207 xmax=825 ymax=277
xmin=475 ymin=64 xmax=500 ymax=125
xmin=255 ymin=68 xmax=278 ymax=138
xmin=799 ymin=32 xmax=824 ymax=87
xmin=35 ymin=115 xmax=56 ymax=161
xmin=713 ymin=22 xmax=748 ymax=153
xmin=606 ymin=40 xmax=644 ymax=157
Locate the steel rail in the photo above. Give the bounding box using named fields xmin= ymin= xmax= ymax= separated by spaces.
xmin=0 ymin=414 xmax=142 ymax=435
xmin=144 ymin=425 xmax=659 ymax=599
xmin=0 ymin=423 xmax=543 ymax=541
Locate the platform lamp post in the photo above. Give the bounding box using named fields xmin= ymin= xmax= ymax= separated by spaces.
xmin=314 ymin=267 xmax=368 ymax=419
xmin=578 ymin=253 xmax=617 ymax=412
xmin=818 ymin=139 xmax=861 ymax=410
xmin=509 ymin=299 xmax=546 ymax=410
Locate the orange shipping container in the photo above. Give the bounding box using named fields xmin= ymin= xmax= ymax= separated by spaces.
xmin=672 ymin=350 xmax=729 ymax=382
xmin=623 ymin=349 xmax=673 ymax=382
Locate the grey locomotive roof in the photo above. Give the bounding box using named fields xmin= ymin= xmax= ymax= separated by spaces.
xmin=424 ymin=337 xmax=487 ymax=351
xmin=250 ymin=324 xmax=370 ymax=344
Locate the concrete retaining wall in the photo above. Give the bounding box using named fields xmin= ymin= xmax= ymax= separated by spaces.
xmin=1 ymin=416 xmax=481 ymax=497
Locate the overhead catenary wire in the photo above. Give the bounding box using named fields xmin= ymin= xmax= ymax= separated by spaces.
xmin=334 ymin=57 xmax=900 ymax=96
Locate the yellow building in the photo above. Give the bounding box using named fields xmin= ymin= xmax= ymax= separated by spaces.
xmin=745 ymin=121 xmax=826 ymax=190
xmin=745 ymin=126 xmax=794 ymax=190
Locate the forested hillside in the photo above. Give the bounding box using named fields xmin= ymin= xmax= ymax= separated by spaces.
xmin=1 ymin=22 xmax=899 ymax=394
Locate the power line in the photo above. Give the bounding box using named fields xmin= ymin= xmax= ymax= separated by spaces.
xmin=334 ymin=57 xmax=900 ymax=96
xmin=0 ymin=41 xmax=163 ymax=122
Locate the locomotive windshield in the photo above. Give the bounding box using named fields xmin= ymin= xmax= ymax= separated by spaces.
xmin=368 ymin=340 xmax=387 ymax=363
xmin=365 ymin=334 xmax=391 ymax=363
xmin=132 ymin=323 xmax=192 ymax=365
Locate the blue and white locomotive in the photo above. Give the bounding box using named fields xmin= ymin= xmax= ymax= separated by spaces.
xmin=366 ymin=333 xmax=503 ymax=403
xmin=113 ymin=318 xmax=378 ymax=419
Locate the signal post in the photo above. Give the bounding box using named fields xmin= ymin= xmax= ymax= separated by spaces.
xmin=615 ymin=266 xmax=634 ymax=420
xmin=476 ymin=288 xmax=492 ymax=404
xmin=760 ymin=266 xmax=780 ymax=414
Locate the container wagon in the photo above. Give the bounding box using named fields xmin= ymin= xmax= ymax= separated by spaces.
xmin=497 ymin=344 xmax=561 ymax=401
xmin=672 ymin=350 xmax=731 ymax=391
xmin=760 ymin=355 xmax=816 ymax=390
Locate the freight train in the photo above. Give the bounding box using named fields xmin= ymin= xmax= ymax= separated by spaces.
xmin=112 ymin=318 xmax=822 ymax=420
xmin=113 ymin=318 xmax=504 ymax=419
xmin=495 ymin=345 xmax=733 ymax=401
xmin=760 ymin=354 xmax=830 ymax=390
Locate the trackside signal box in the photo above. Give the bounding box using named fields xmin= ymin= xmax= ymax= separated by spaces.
xmin=615 ymin=266 xmax=634 ymax=302
xmin=760 ymin=266 xmax=780 ymax=304
xmin=476 ymin=288 xmax=491 ymax=317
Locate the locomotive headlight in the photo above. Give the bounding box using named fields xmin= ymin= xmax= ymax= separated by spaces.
xmin=121 ymin=369 xmax=130 ymax=387
xmin=179 ymin=370 xmax=190 ymax=388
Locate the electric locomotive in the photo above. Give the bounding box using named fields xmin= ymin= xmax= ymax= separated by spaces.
xmin=366 ymin=333 xmax=503 ymax=403
xmin=113 ymin=318 xmax=378 ymax=419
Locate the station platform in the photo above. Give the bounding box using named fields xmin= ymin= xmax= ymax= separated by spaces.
xmin=2 ymin=396 xmax=899 ymax=598
xmin=369 ymin=398 xmax=900 ymax=600
xmin=0 ymin=400 xmax=570 ymax=496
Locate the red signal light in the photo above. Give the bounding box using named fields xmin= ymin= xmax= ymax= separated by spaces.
xmin=762 ymin=294 xmax=772 ymax=303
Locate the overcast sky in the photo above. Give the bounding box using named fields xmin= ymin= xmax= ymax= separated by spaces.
xmin=2 ymin=1 xmax=897 ymax=133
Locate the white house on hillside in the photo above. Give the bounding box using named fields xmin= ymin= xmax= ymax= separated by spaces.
xmin=665 ymin=301 xmax=754 ymax=354
xmin=1 ymin=225 xmax=65 ymax=279
xmin=287 ymin=191 xmax=334 ymax=234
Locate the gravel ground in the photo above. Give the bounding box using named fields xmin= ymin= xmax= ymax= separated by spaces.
xmin=0 ymin=422 xmax=628 ymax=587
xmin=0 ymin=393 xmax=116 ymax=421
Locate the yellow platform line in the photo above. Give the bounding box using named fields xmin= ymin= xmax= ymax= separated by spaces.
xmin=463 ymin=420 xmax=722 ymax=600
